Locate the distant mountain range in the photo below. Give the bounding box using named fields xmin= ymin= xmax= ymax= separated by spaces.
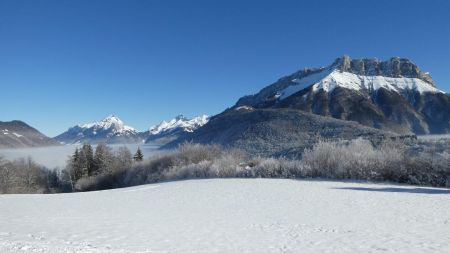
xmin=144 ymin=115 xmax=209 ymax=144
xmin=53 ymin=115 xmax=208 ymax=145
xmin=0 ymin=121 xmax=59 ymax=149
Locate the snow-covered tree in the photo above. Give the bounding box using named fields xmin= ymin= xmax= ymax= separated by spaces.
xmin=115 ymin=146 xmax=133 ymax=169
xmin=94 ymin=143 xmax=113 ymax=174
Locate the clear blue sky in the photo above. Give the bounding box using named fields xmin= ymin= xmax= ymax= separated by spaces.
xmin=1 ymin=0 xmax=449 ymax=137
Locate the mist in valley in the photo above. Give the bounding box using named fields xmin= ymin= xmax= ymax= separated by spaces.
xmin=0 ymin=144 xmax=160 ymax=169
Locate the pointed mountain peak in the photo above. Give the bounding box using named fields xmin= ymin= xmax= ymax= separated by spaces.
xmin=101 ymin=115 xmax=124 ymax=125
xmin=56 ymin=115 xmax=140 ymax=144
xmin=77 ymin=115 xmax=136 ymax=132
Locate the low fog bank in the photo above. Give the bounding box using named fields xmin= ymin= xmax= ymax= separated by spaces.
xmin=0 ymin=144 xmax=160 ymax=169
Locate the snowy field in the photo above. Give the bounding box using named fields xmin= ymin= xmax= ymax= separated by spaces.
xmin=0 ymin=144 xmax=160 ymax=169
xmin=1 ymin=179 xmax=450 ymax=253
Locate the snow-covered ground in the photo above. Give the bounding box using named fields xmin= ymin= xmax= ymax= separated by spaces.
xmin=1 ymin=179 xmax=449 ymax=252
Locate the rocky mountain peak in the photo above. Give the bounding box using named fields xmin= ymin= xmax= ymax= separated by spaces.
xmin=331 ymin=55 xmax=435 ymax=86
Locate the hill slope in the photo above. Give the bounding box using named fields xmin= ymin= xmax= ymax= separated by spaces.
xmin=165 ymin=108 xmax=395 ymax=156
xmin=1 ymin=179 xmax=449 ymax=252
xmin=0 ymin=121 xmax=59 ymax=149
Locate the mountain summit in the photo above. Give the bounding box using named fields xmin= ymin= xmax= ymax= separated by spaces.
xmin=332 ymin=55 xmax=435 ymax=85
xmin=235 ymin=56 xmax=450 ymax=134
xmin=54 ymin=115 xmax=142 ymax=144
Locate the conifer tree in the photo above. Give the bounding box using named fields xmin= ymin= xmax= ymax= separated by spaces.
xmin=133 ymin=147 xmax=144 ymax=162
xmin=80 ymin=144 xmax=94 ymax=176
xmin=67 ymin=147 xmax=84 ymax=182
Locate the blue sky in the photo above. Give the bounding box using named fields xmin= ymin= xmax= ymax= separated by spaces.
xmin=0 ymin=0 xmax=449 ymax=137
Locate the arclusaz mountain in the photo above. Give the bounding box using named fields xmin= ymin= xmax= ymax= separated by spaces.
xmin=144 ymin=115 xmax=209 ymax=144
xmin=0 ymin=120 xmax=59 ymax=149
xmin=235 ymin=56 xmax=450 ymax=135
xmin=54 ymin=115 xmax=143 ymax=144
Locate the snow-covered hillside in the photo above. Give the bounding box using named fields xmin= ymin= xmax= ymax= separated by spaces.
xmin=1 ymin=179 xmax=449 ymax=252
xmin=54 ymin=115 xmax=143 ymax=144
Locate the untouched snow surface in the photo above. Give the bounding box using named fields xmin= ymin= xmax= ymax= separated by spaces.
xmin=1 ymin=179 xmax=450 ymax=252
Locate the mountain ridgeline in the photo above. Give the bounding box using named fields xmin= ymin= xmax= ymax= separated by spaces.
xmin=144 ymin=115 xmax=209 ymax=144
xmin=54 ymin=115 xmax=209 ymax=145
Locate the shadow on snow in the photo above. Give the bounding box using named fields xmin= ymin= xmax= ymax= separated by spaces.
xmin=333 ymin=186 xmax=450 ymax=195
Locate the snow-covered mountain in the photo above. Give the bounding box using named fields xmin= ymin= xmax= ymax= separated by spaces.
xmin=145 ymin=115 xmax=209 ymax=144
xmin=54 ymin=115 xmax=143 ymax=144
xmin=0 ymin=120 xmax=59 ymax=149
xmin=236 ymin=56 xmax=450 ymax=134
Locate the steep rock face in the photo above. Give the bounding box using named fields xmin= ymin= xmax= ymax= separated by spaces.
xmin=0 ymin=121 xmax=59 ymax=149
xmin=54 ymin=115 xmax=142 ymax=144
xmin=333 ymin=55 xmax=435 ymax=85
xmin=235 ymin=56 xmax=449 ymax=134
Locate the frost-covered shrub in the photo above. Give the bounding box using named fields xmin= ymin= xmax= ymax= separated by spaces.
xmin=301 ymin=138 xmax=407 ymax=181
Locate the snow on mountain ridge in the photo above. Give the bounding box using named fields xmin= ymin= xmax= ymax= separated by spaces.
xmin=55 ymin=115 xmax=142 ymax=144
xmin=77 ymin=115 xmax=137 ymax=134
xmin=149 ymin=115 xmax=209 ymax=135
xmin=280 ymin=69 xmax=443 ymax=100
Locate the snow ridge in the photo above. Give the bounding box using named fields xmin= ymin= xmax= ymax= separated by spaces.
xmin=280 ymin=69 xmax=444 ymax=101
xmin=76 ymin=115 xmax=137 ymax=136
xmin=54 ymin=115 xmax=143 ymax=144
xmin=149 ymin=115 xmax=209 ymax=135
